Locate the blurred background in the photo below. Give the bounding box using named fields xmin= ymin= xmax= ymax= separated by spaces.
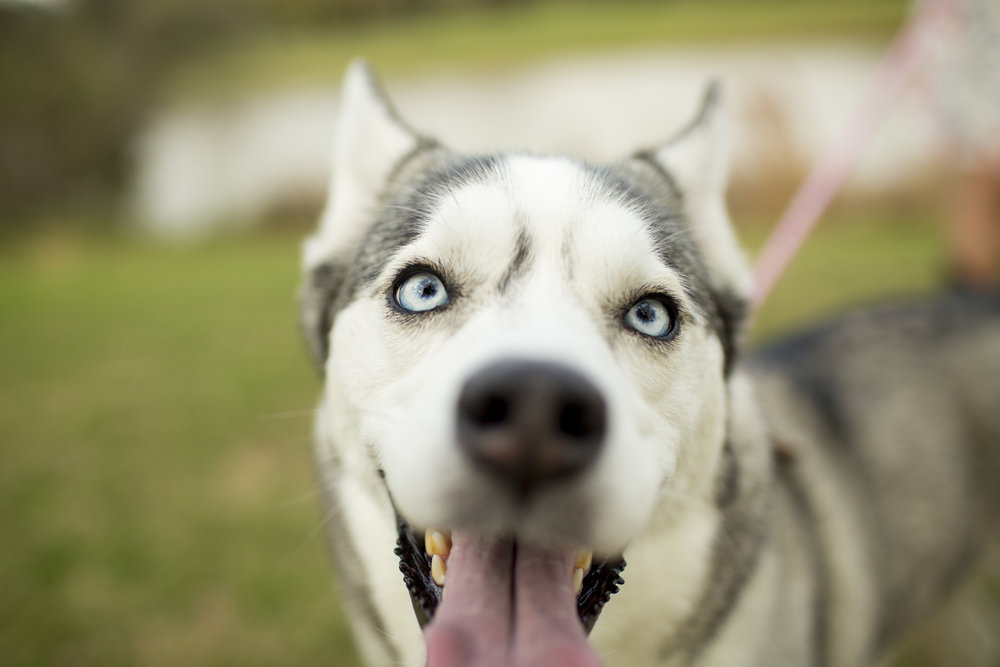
xmin=1 ymin=0 xmax=996 ymax=665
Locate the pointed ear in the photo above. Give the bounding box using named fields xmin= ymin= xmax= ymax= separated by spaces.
xmin=304 ymin=59 xmax=423 ymax=270
xmin=652 ymin=81 xmax=728 ymax=203
xmin=645 ymin=82 xmax=750 ymax=297
xmin=300 ymin=60 xmax=424 ymax=371
xmin=641 ymin=83 xmax=751 ymax=369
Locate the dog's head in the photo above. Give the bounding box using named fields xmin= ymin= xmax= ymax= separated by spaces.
xmin=302 ymin=60 xmax=751 ymax=665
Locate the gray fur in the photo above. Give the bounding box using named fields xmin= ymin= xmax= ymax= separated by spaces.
xmin=300 ymin=258 xmax=348 ymax=371
xmin=747 ymin=290 xmax=1000 ymax=664
xmin=668 ymin=425 xmax=771 ymax=663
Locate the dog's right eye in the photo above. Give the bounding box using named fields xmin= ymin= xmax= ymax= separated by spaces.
xmin=395 ymin=271 xmax=449 ymax=313
xmin=624 ymin=296 xmax=676 ymax=339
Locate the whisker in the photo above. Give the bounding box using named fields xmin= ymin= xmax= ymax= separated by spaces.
xmin=372 ymin=624 xmax=410 ymax=666
xmin=382 ymin=204 xmax=429 ymax=216
xmin=273 ymin=487 xmax=326 ymax=509
xmin=375 ymin=624 xmax=400 ymax=642
xmin=295 ymin=497 xmax=345 ymax=557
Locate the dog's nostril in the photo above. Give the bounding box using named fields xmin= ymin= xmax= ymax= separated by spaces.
xmin=558 ymin=401 xmax=592 ymax=439
xmin=475 ymin=395 xmax=509 ymax=426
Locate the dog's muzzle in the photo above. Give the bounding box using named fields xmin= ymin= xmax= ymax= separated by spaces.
xmin=392 ymin=358 xmax=625 ymax=664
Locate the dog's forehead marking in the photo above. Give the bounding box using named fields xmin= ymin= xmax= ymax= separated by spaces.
xmin=412 ymin=155 xmax=694 ymax=306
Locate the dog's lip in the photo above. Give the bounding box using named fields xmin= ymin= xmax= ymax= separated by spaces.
xmin=394 ymin=515 xmax=626 ymax=635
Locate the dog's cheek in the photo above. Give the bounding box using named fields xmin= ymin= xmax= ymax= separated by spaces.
xmin=324 ymin=300 xmax=430 ymax=483
xmin=593 ymin=328 xmax=723 ymax=541
xmin=328 ymin=302 xmax=396 ymax=410
xmin=654 ymin=329 xmax=730 ymax=500
xmin=364 ymin=333 xmax=479 ymax=529
xmin=544 ymin=347 xmax=675 ymax=556
xmin=597 ymin=327 xmax=727 ymax=540
xmin=588 ymin=401 xmax=672 ymax=556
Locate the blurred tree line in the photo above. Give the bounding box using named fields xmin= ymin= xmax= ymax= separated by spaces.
xmin=0 ymin=0 xmax=524 ymax=228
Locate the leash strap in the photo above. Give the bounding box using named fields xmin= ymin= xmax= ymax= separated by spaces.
xmin=751 ymin=0 xmax=956 ymax=309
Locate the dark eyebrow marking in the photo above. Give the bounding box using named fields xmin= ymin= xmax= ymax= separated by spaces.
xmin=498 ymin=223 xmax=532 ymax=295
xmin=338 ymin=153 xmax=503 ymax=306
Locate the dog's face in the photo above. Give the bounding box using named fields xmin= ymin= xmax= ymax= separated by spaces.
xmin=302 ymin=61 xmax=751 ymax=665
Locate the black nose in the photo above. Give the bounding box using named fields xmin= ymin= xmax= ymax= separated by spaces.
xmin=457 ymin=360 xmax=606 ymax=494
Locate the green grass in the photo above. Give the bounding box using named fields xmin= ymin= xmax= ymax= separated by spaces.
xmin=0 ymin=231 xmax=361 ymax=667
xmin=167 ymin=0 xmax=908 ymax=99
xmin=0 ymin=214 xmax=950 ymax=666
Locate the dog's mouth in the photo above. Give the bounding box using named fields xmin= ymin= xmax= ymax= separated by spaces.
xmin=396 ymin=516 xmax=625 ymax=666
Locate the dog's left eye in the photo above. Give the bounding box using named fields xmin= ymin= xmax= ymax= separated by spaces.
xmin=624 ymin=296 xmax=675 ymax=339
xmin=395 ymin=271 xmax=449 ymax=313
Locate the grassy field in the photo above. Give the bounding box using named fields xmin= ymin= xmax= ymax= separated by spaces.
xmin=0 ymin=213 xmax=955 ymax=666
xmin=0 ymin=231 xmax=356 ymax=666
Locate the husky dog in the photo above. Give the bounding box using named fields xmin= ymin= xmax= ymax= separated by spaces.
xmin=299 ymin=60 xmax=1000 ymax=667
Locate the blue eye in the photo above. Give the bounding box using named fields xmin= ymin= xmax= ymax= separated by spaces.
xmin=395 ymin=271 xmax=449 ymax=312
xmin=624 ymin=297 xmax=675 ymax=338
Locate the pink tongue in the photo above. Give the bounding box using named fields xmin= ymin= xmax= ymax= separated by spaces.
xmin=423 ymin=532 xmax=603 ymax=667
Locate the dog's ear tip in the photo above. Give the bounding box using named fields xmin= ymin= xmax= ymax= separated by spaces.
xmin=642 ymin=78 xmax=732 ymax=204
xmin=345 ymin=56 xmax=372 ymax=73
xmin=704 ymin=79 xmax=723 ymax=102
xmin=344 ymin=57 xmax=377 ymax=88
xmin=696 ymin=79 xmax=725 ymax=126
xmin=341 ymin=58 xmax=381 ymax=101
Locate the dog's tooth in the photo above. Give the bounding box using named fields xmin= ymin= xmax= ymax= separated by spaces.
xmin=423 ymin=529 xmax=434 ymax=555
xmin=431 ymin=554 xmax=447 ymax=586
xmin=575 ymin=549 xmax=593 ymax=573
xmin=424 ymin=529 xmax=452 ymax=558
xmin=573 ymin=567 xmax=584 ymax=595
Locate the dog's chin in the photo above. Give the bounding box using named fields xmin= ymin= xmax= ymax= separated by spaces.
xmin=395 ymin=515 xmax=625 ymax=667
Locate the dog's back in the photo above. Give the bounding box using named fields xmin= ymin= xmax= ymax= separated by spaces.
xmin=748 ymin=290 xmax=1000 ymax=665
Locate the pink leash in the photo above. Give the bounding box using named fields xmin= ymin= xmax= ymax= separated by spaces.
xmin=751 ymin=0 xmax=955 ymax=309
